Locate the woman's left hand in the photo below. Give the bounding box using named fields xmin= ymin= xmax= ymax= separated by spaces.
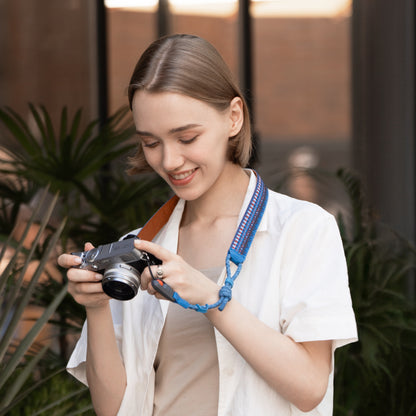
xmin=135 ymin=239 xmax=220 ymax=305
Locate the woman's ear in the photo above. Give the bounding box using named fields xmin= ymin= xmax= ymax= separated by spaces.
xmin=229 ymin=97 xmax=244 ymax=137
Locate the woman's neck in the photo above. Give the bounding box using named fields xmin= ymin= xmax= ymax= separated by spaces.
xmin=181 ymin=164 xmax=250 ymax=227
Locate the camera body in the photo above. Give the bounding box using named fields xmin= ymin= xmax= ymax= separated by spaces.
xmin=72 ymin=237 xmax=161 ymax=301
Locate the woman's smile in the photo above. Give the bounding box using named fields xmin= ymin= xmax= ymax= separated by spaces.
xmin=168 ymin=168 xmax=198 ymax=186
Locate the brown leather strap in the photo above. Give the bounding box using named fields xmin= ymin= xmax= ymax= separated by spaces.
xmin=137 ymin=195 xmax=180 ymax=241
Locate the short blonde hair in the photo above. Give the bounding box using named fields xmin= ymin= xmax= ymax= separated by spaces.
xmin=127 ymin=34 xmax=252 ymax=174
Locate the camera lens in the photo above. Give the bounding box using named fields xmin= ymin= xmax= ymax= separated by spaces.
xmin=102 ymin=263 xmax=141 ymax=301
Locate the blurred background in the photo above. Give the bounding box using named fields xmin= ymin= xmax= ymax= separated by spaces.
xmin=0 ymin=1 xmax=415 ymax=414
xmin=0 ymin=0 xmax=414 ymax=250
xmin=0 ymin=0 xmax=352 ymax=209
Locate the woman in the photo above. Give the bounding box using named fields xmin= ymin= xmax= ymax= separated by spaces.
xmin=58 ymin=34 xmax=357 ymax=416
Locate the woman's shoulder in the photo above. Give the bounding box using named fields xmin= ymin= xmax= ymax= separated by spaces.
xmin=267 ymin=188 xmax=332 ymax=218
xmin=265 ymin=188 xmax=336 ymax=233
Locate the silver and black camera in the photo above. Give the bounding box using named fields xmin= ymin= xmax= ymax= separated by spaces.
xmin=72 ymin=237 xmax=161 ymax=301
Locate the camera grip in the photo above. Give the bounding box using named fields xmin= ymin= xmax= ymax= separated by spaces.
xmin=151 ymin=279 xmax=176 ymax=302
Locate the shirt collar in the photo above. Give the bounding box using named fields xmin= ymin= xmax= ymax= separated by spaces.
xmin=157 ymin=168 xmax=268 ymax=248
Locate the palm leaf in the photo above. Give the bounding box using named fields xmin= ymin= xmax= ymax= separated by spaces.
xmin=0 ymin=104 xmax=135 ymax=195
xmin=0 ymin=187 xmax=57 ymax=331
xmin=0 ymin=216 xmax=67 ymax=378
xmin=0 ymin=188 xmax=68 ymax=412
xmin=0 ymin=345 xmax=48 ymax=409
xmin=30 ymin=387 xmax=90 ymax=416
xmin=0 ymin=107 xmax=40 ymax=154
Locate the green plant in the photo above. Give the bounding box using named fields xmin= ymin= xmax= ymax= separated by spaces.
xmin=0 ymin=104 xmax=134 ymax=195
xmin=269 ymin=166 xmax=416 ymax=415
xmin=0 ymin=104 xmax=171 ymax=248
xmin=4 ymin=370 xmax=94 ymax=416
xmin=0 ymin=176 xmax=38 ymax=238
xmin=0 ymin=187 xmax=83 ymax=413
xmin=333 ymin=168 xmax=416 ymax=416
xmin=0 ymin=104 xmax=170 ymax=414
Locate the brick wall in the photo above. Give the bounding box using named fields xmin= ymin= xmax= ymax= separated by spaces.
xmin=0 ymin=4 xmax=350 ymax=146
xmin=108 ymin=9 xmax=350 ymax=144
xmin=0 ymin=0 xmax=95 ymax=130
xmin=254 ymin=16 xmax=350 ymax=142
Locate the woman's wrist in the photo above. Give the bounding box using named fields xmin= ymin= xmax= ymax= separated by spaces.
xmin=207 ymin=285 xmax=222 ymax=306
xmin=200 ymin=279 xmax=222 ymax=306
xmin=85 ymin=301 xmax=111 ymax=317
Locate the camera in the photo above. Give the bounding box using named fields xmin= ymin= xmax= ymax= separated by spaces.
xmin=72 ymin=237 xmax=161 ymax=301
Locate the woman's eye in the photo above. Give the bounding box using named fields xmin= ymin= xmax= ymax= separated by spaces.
xmin=180 ymin=136 xmax=198 ymax=144
xmin=141 ymin=140 xmax=159 ymax=148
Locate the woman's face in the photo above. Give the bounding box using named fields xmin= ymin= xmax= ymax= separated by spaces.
xmin=131 ymin=91 xmax=243 ymax=201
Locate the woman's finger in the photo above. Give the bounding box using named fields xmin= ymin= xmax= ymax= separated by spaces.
xmin=58 ymin=242 xmax=95 ymax=269
xmin=140 ymin=263 xmax=168 ymax=290
xmin=84 ymin=242 xmax=95 ymax=251
xmin=69 ymin=280 xmax=104 ymax=296
xmin=67 ymin=267 xmax=103 ymax=283
xmin=144 ymin=280 xmax=168 ymax=300
xmin=134 ymin=239 xmax=177 ymax=262
xmin=58 ymin=253 xmax=82 ymax=268
xmin=67 ymin=289 xmax=110 ymax=308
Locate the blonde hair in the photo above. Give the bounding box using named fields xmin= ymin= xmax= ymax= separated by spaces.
xmin=127 ymin=34 xmax=252 ymax=174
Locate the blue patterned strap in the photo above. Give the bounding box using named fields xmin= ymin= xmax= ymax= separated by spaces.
xmin=216 ymin=172 xmax=268 ymax=311
xmin=141 ymin=171 xmax=269 ymax=312
xmin=228 ymin=171 xmax=268 ymax=265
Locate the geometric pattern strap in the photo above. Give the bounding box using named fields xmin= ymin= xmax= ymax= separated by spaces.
xmin=228 ymin=171 xmax=268 ymax=265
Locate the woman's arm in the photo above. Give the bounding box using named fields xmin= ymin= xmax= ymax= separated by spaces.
xmin=136 ymin=239 xmax=332 ymax=412
xmin=58 ymin=244 xmax=127 ymax=416
xmin=206 ymin=299 xmax=332 ymax=412
xmin=85 ymin=304 xmax=127 ymax=416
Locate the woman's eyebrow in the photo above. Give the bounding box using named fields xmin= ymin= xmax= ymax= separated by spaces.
xmin=168 ymin=123 xmax=202 ymax=134
xmin=136 ymin=123 xmax=202 ymax=137
xmin=136 ymin=129 xmax=156 ymax=138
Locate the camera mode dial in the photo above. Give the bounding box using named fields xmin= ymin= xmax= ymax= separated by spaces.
xmin=84 ymin=248 xmax=100 ymax=263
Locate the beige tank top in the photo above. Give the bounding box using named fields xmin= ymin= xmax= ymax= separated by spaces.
xmin=153 ymin=267 xmax=222 ymax=416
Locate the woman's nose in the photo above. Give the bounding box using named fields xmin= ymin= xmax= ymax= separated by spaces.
xmin=162 ymin=143 xmax=184 ymax=171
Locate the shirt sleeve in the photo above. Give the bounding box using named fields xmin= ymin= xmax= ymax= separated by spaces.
xmin=279 ymin=207 xmax=358 ymax=349
xmin=66 ymin=320 xmax=89 ymax=385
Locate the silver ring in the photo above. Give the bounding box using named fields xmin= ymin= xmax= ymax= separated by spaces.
xmin=156 ymin=264 xmax=164 ymax=279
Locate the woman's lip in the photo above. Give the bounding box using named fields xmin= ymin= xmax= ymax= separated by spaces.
xmin=168 ymin=169 xmax=197 ymax=186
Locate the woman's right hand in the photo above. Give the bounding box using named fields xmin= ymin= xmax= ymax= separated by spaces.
xmin=57 ymin=242 xmax=110 ymax=309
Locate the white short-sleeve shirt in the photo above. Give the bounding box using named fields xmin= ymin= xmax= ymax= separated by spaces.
xmin=67 ymin=170 xmax=358 ymax=415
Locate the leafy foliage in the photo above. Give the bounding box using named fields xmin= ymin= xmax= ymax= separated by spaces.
xmin=0 ymin=177 xmax=38 ymax=237
xmin=0 ymin=104 xmax=170 ymax=414
xmin=0 ymin=104 xmax=171 ymax=249
xmin=0 ymin=104 xmax=133 ymax=193
xmin=333 ymin=168 xmax=416 ymax=416
xmin=0 ymin=188 xmax=73 ymax=414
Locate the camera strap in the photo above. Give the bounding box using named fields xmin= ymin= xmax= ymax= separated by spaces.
xmin=138 ymin=171 xmax=269 ymax=312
